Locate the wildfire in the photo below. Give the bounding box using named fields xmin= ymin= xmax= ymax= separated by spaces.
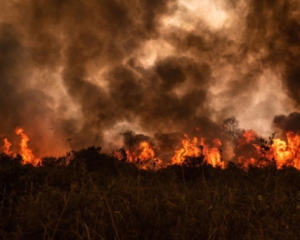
xmin=1 ymin=126 xmax=300 ymax=172
xmin=171 ymin=135 xmax=200 ymax=164
xmin=3 ymin=138 xmax=13 ymax=155
xmin=204 ymin=138 xmax=224 ymax=168
xmin=272 ymin=132 xmax=300 ymax=169
xmin=237 ymin=130 xmax=300 ymax=170
xmin=1 ymin=127 xmax=40 ymax=165
xmin=14 ymin=127 xmax=40 ymax=166
xmin=119 ymin=130 xmax=300 ymax=171
xmin=171 ymin=135 xmax=224 ymax=168
xmin=124 ymin=141 xmax=163 ymax=169
xmin=138 ymin=141 xmax=155 ymax=162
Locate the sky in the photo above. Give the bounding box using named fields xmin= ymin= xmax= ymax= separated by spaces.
xmin=0 ymin=0 xmax=299 ymax=157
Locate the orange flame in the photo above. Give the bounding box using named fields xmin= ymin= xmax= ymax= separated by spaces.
xmin=2 ymin=138 xmax=13 ymax=155
xmin=204 ymin=138 xmax=224 ymax=168
xmin=171 ymin=135 xmax=224 ymax=168
xmin=121 ymin=141 xmax=162 ymax=169
xmin=113 ymin=130 xmax=300 ymax=171
xmin=138 ymin=141 xmax=155 ymax=162
xmin=138 ymin=141 xmax=163 ymax=169
xmin=15 ymin=127 xmax=40 ymax=166
xmin=171 ymin=134 xmax=200 ymax=164
xmin=272 ymin=132 xmax=300 ymax=169
xmin=236 ymin=130 xmax=300 ymax=170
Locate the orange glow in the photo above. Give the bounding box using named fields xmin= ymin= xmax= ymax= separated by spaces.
xmin=236 ymin=130 xmax=300 ymax=170
xmin=15 ymin=127 xmax=40 ymax=166
xmin=237 ymin=130 xmax=257 ymax=150
xmin=238 ymin=157 xmax=256 ymax=169
xmin=2 ymin=138 xmax=13 ymax=155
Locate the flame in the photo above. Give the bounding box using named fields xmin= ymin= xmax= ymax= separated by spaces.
xmin=138 ymin=141 xmax=163 ymax=169
xmin=236 ymin=130 xmax=300 ymax=170
xmin=138 ymin=141 xmax=155 ymax=162
xmin=2 ymin=126 xmax=300 ymax=171
xmin=171 ymin=134 xmax=200 ymax=164
xmin=272 ymin=132 xmax=300 ymax=169
xmin=15 ymin=127 xmax=40 ymax=166
xmin=2 ymin=138 xmax=13 ymax=155
xmin=204 ymin=138 xmax=224 ymax=168
xmin=171 ymin=135 xmax=224 ymax=168
xmin=121 ymin=141 xmax=163 ymax=169
xmin=119 ymin=130 xmax=300 ymax=171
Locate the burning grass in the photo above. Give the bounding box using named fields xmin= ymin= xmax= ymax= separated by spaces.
xmin=1 ymin=148 xmax=300 ymax=239
xmin=3 ymin=126 xmax=300 ymax=171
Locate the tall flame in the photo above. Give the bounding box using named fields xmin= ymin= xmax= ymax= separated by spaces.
xmin=204 ymin=138 xmax=224 ymax=168
xmin=15 ymin=127 xmax=40 ymax=166
xmin=172 ymin=134 xmax=200 ymax=164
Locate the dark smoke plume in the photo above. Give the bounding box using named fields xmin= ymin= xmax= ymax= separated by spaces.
xmin=0 ymin=0 xmax=299 ymax=160
xmin=273 ymin=112 xmax=300 ymax=136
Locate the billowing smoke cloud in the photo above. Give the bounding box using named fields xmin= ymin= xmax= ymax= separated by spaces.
xmin=0 ymin=0 xmax=299 ymax=158
xmin=273 ymin=112 xmax=300 ymax=137
xmin=245 ymin=0 xmax=300 ymax=104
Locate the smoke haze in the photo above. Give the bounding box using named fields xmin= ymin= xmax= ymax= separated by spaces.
xmin=0 ymin=0 xmax=299 ymax=157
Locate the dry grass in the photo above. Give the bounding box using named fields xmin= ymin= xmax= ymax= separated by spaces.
xmin=0 ymin=148 xmax=300 ymax=239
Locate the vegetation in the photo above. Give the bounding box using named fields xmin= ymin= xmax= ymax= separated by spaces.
xmin=1 ymin=147 xmax=300 ymax=239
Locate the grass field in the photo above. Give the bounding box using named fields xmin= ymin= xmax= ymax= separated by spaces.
xmin=1 ymin=147 xmax=300 ymax=240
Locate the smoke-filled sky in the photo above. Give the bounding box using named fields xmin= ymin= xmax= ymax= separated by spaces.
xmin=0 ymin=0 xmax=299 ymax=156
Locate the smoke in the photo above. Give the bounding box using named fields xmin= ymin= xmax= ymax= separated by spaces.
xmin=273 ymin=112 xmax=300 ymax=137
xmin=0 ymin=0 xmax=299 ymax=158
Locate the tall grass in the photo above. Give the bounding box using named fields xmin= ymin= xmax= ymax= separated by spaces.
xmin=0 ymin=148 xmax=300 ymax=239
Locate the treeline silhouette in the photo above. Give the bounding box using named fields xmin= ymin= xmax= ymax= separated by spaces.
xmin=1 ymin=146 xmax=300 ymax=239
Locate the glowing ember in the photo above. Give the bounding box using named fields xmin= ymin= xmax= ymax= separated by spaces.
xmin=15 ymin=127 xmax=40 ymax=166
